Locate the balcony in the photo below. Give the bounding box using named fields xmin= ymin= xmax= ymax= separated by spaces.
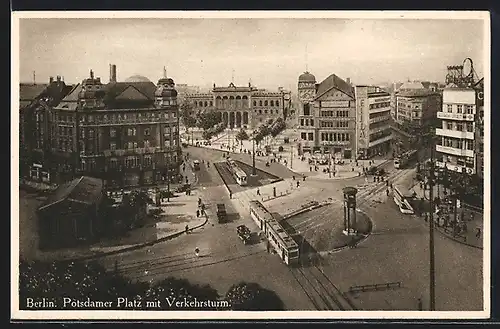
xmin=435 ymin=128 xmax=474 ymax=140
xmin=435 ymin=145 xmax=475 ymax=158
xmin=437 ymin=112 xmax=475 ymax=121
xmin=369 ymin=115 xmax=390 ymax=124
xmin=369 ymin=107 xmax=391 ymax=115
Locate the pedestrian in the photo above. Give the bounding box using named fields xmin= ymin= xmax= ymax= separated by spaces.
xmin=185 ymin=225 xmax=189 ymax=234
xmin=198 ymin=197 xmax=202 ymax=206
xmin=386 ymin=180 xmax=389 ymax=187
xmin=257 ymin=188 xmax=261 ymax=196
xmin=292 ymin=175 xmax=295 ymax=181
xmin=296 ymin=181 xmax=300 ymax=188
xmin=196 ymin=209 xmax=200 ymax=218
xmin=195 ymin=247 xmax=200 ymax=257
xmin=417 ymin=298 xmax=423 ymax=311
xmin=386 ymin=189 xmax=389 ymax=196
xmin=373 ymin=176 xmax=376 ymax=183
xmin=229 ymin=191 xmax=232 ymax=199
xmin=303 ymin=175 xmax=306 ymax=181
xmin=476 ymin=227 xmax=481 ymax=238
xmin=266 ymin=241 xmax=270 ymax=253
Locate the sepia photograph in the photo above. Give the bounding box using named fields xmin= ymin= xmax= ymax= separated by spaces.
xmin=11 ymin=11 xmax=490 ymax=320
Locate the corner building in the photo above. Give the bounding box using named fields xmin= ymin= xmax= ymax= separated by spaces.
xmin=50 ymin=68 xmax=181 ymax=188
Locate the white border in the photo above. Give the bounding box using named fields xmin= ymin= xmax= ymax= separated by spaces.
xmin=11 ymin=10 xmax=491 ymax=320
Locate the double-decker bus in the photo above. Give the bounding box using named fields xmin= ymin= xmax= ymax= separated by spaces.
xmin=394 ymin=150 xmax=418 ymax=169
xmin=393 ymin=184 xmax=415 ymax=214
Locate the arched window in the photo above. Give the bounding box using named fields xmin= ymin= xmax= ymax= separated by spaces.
xmin=264 ymin=100 xmax=268 ymax=106
xmin=259 ymin=101 xmax=263 ymax=106
xmin=210 ymin=101 xmax=213 ymax=106
xmin=270 ymin=100 xmax=274 ymax=106
xmin=199 ymin=101 xmax=203 ymax=107
xmin=276 ymin=100 xmax=279 ymax=107
xmin=253 ymin=100 xmax=257 ymax=106
xmin=204 ymin=101 xmax=208 ymax=107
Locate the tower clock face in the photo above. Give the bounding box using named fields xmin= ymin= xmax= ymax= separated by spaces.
xmin=300 ymin=89 xmax=314 ymax=100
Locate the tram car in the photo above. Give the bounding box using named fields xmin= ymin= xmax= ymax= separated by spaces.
xmin=248 ymin=200 xmax=300 ymax=265
xmin=226 ymin=158 xmax=248 ymax=186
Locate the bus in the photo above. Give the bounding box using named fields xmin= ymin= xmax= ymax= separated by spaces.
xmin=393 ymin=184 xmax=415 ymax=214
xmin=394 ymin=150 xmax=418 ymax=169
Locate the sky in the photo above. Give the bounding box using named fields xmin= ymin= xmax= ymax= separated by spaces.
xmin=18 ymin=17 xmax=485 ymax=90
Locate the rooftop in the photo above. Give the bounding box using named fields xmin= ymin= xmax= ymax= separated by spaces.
xmin=315 ymin=73 xmax=354 ymax=100
xmin=38 ymin=176 xmax=104 ymax=212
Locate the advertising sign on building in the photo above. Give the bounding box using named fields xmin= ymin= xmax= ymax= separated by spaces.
xmin=320 ymin=100 xmax=350 ymax=108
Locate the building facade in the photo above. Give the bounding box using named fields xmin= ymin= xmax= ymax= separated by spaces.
xmin=354 ymin=87 xmax=393 ymax=158
xmin=297 ymin=72 xmax=317 ymax=153
xmin=395 ymin=89 xmax=442 ymax=129
xmin=435 ymin=87 xmax=477 ymax=175
xmin=185 ymin=82 xmax=291 ymax=129
xmin=21 ymin=66 xmax=182 ymax=189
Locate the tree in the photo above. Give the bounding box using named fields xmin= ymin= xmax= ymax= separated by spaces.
xmin=19 ymin=260 xmax=221 ymax=310
xmin=235 ymin=129 xmax=249 ymax=144
xmin=225 ymin=282 xmax=284 ymax=311
xmin=196 ymin=111 xmax=222 ymax=131
xmin=180 ymin=103 xmax=197 ymax=128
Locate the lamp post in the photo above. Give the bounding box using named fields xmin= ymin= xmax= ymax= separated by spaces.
xmin=424 ymin=136 xmax=437 ymax=311
xmin=252 ymin=136 xmax=256 ymax=176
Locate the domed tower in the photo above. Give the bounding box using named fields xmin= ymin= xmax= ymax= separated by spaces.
xmin=78 ymin=69 xmax=105 ymax=109
xmin=155 ymin=71 xmax=178 ymax=107
xmin=298 ymin=71 xmax=316 ymax=103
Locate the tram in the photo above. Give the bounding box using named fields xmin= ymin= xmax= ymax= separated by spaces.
xmin=394 ymin=149 xmax=418 ymax=169
xmin=249 ymin=200 xmax=299 ymax=265
xmin=393 ymin=184 xmax=415 ymax=214
xmin=226 ymin=159 xmax=248 ymax=186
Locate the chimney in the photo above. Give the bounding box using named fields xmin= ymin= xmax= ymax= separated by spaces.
xmin=49 ymin=76 xmax=54 ymax=83
xmin=109 ymin=64 xmax=117 ymax=83
xmin=346 ymin=77 xmax=351 ymax=85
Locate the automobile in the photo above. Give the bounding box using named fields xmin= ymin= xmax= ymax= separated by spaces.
xmin=216 ymin=203 xmax=227 ymax=223
xmin=181 ymin=142 xmax=188 ymax=148
xmin=237 ymin=225 xmax=252 ymax=244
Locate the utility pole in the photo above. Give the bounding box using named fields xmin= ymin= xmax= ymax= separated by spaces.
xmin=252 ymin=137 xmax=256 ymax=176
xmin=428 ymin=139 xmax=436 ymax=311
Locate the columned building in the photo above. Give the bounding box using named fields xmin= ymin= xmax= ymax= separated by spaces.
xmin=185 ymin=82 xmax=291 ymax=129
xmin=354 ymin=87 xmax=393 ymax=158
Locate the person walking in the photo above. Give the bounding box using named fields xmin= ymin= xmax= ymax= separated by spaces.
xmin=195 ymin=247 xmax=200 ymax=257
xmin=386 ymin=189 xmax=389 ymax=196
xmin=196 ymin=209 xmax=200 ymax=218
xmin=257 ymin=188 xmax=261 ymax=196
xmin=185 ymin=225 xmax=189 ymax=234
xmin=476 ymin=227 xmax=481 ymax=238
xmin=296 ymin=181 xmax=300 ymax=188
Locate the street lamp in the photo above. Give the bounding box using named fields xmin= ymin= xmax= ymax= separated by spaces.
xmin=251 ymin=131 xmax=257 ymax=176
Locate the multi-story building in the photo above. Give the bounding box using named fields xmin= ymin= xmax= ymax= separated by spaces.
xmin=176 ymin=83 xmax=200 ymax=105
xmin=20 ymin=76 xmax=73 ymax=182
xmin=435 ymin=87 xmax=477 ymax=175
xmin=354 ymin=86 xmax=393 ymax=158
xmin=185 ymin=82 xmax=291 ymax=130
xmin=297 ymin=71 xmax=317 ymax=154
xmin=475 ymin=78 xmax=484 ymax=179
xmin=395 ymin=89 xmax=442 ymax=129
xmin=313 ymin=75 xmax=356 ymax=158
xmin=21 ymin=66 xmax=182 ymax=188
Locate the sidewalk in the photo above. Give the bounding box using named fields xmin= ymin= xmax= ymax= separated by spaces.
xmin=411 ymin=182 xmax=483 ymax=249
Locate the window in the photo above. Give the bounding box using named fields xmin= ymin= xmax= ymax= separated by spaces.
xmin=466 ymin=105 xmax=474 ymax=114
xmin=109 ymin=158 xmax=118 ymax=169
xmin=308 ymin=132 xmax=313 ymax=141
xmin=110 ymin=142 xmax=116 ymax=150
xmin=457 ymin=105 xmax=463 ymax=114
xmin=144 ymin=155 xmax=152 ymax=167
xmin=446 ymin=122 xmax=453 ymax=130
xmin=300 ymin=119 xmax=304 ymax=126
xmin=276 ymin=100 xmax=279 ymax=107
xmin=259 ymin=110 xmax=262 ymax=114
xmin=265 ymin=110 xmax=268 ymax=114
xmin=144 ymin=128 xmax=151 ymax=136
xmin=456 ymin=123 xmax=464 ymax=132
xmin=253 ymin=101 xmax=257 ymax=106
xmin=466 ymin=122 xmax=474 ymax=132
xmin=456 ymin=140 xmax=464 ymax=149
xmin=265 ymin=100 xmax=268 ymax=106
xmin=144 ymin=140 xmax=150 ymax=148
xmin=110 ymin=128 xmax=116 ymax=137
xmin=467 ymin=140 xmax=474 ymax=150
xmin=310 ymin=119 xmax=314 ymax=126
xmin=301 ymin=132 xmax=307 ymax=140
xmin=270 ymin=100 xmax=274 ymax=106
xmin=259 ymin=101 xmax=263 ymax=106
xmin=210 ymin=101 xmax=213 ymax=106
xmin=447 ymin=104 xmax=453 ymax=113
xmin=303 ymin=104 xmax=310 ymax=116
xmin=337 ymin=121 xmax=349 ymax=128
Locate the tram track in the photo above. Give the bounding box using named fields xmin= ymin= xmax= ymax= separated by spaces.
xmin=289 ymin=264 xmax=355 ymax=311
